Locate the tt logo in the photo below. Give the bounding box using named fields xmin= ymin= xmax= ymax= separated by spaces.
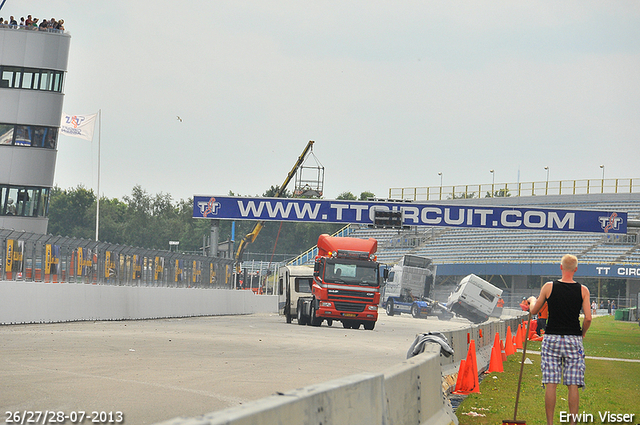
xmin=598 ymin=213 xmax=623 ymax=233
xmin=198 ymin=198 xmax=221 ymax=217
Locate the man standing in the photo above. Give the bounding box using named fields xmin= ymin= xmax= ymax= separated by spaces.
xmin=530 ymin=254 xmax=592 ymax=425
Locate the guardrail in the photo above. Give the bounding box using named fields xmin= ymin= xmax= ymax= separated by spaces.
xmin=390 ymin=178 xmax=640 ymax=201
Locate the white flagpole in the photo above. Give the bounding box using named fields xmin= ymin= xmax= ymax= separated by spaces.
xmin=95 ymin=109 xmax=101 ymax=241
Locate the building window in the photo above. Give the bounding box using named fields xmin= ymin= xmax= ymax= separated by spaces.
xmin=0 ymin=124 xmax=14 ymax=145
xmin=0 ymin=66 xmax=64 ymax=92
xmin=0 ymin=123 xmax=58 ymax=149
xmin=0 ymin=186 xmax=50 ymax=217
xmin=1 ymin=66 xmax=20 ymax=88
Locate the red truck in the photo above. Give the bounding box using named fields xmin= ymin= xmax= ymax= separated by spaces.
xmin=295 ymin=234 xmax=382 ymax=330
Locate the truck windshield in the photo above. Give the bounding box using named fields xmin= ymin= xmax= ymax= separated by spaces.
xmin=324 ymin=259 xmax=379 ymax=287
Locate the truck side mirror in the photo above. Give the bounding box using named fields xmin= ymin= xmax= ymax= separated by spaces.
xmin=383 ymin=268 xmax=389 ymax=280
xmin=313 ymin=260 xmax=321 ymax=277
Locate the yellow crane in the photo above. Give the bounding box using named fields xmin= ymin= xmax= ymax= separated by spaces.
xmin=234 ymin=141 xmax=319 ymax=274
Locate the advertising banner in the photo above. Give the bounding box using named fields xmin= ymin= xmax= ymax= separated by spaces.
xmin=154 ymin=257 xmax=164 ymax=281
xmin=174 ymin=259 xmax=183 ymax=282
xmin=192 ymin=260 xmax=201 ymax=284
xmin=6 ymin=239 xmax=13 ymax=273
xmin=10 ymin=240 xmax=25 ymax=275
xmin=132 ymin=255 xmax=142 ymax=280
xmin=193 ymin=196 xmax=627 ymax=234
xmin=45 ymin=244 xmax=60 ymax=275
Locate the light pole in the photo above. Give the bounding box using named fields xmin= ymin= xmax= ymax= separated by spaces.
xmin=544 ymin=166 xmax=549 ymax=195
xmin=438 ymin=172 xmax=443 ymax=200
xmin=490 ymin=169 xmax=495 ymax=197
xmin=600 ymin=164 xmax=605 ymax=193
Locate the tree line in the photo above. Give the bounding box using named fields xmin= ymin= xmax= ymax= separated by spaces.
xmin=47 ymin=185 xmax=376 ymax=262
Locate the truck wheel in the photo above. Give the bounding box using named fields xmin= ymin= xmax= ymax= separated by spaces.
xmin=309 ymin=303 xmax=322 ymax=327
xmin=364 ymin=321 xmax=375 ymax=330
xmin=411 ymin=304 xmax=421 ymax=319
xmin=386 ymin=300 xmax=395 ymax=316
xmin=327 ymin=319 xmax=333 ymax=327
xmin=297 ymin=300 xmax=306 ymax=325
xmin=351 ymin=322 xmax=361 ymax=329
xmin=342 ymin=320 xmax=352 ymax=329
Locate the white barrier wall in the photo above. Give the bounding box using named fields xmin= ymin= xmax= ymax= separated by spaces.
xmin=155 ymin=344 xmax=457 ymax=425
xmin=152 ymin=311 xmax=526 ymax=425
xmin=0 ymin=281 xmax=277 ymax=324
xmin=1 ymin=281 xmax=525 ymax=425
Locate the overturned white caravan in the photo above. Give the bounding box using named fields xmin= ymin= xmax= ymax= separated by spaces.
xmin=446 ymin=274 xmax=502 ymax=323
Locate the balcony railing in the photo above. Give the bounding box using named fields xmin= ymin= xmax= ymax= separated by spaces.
xmin=0 ymin=23 xmax=65 ymax=34
xmin=389 ymin=178 xmax=640 ymax=201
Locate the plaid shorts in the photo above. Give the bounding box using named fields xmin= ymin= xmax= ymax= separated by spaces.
xmin=541 ymin=334 xmax=585 ymax=387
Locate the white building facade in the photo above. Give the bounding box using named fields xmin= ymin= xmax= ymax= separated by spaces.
xmin=0 ymin=26 xmax=70 ymax=233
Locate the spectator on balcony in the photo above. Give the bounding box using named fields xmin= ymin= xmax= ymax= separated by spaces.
xmin=6 ymin=198 xmax=17 ymax=216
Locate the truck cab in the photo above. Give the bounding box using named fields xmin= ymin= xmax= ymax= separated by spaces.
xmin=382 ymin=255 xmax=451 ymax=319
xmin=292 ymin=234 xmax=382 ymax=330
xmin=277 ymin=265 xmax=314 ymax=323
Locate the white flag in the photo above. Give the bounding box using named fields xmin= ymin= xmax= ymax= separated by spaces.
xmin=60 ymin=112 xmax=98 ymax=141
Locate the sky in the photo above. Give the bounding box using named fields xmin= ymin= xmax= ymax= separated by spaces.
xmin=5 ymin=1 xmax=640 ymax=202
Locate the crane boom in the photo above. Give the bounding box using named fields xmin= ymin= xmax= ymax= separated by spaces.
xmin=234 ymin=141 xmax=315 ymax=272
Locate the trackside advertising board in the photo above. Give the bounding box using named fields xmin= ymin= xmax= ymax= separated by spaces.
xmin=192 ymin=196 xmax=627 ymax=234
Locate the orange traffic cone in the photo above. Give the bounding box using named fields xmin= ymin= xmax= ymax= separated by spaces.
xmin=453 ymin=340 xmax=480 ymax=394
xmin=505 ymin=326 xmax=516 ymax=356
xmin=453 ymin=359 xmax=468 ymax=394
xmin=467 ymin=339 xmax=480 ymax=393
xmin=515 ymin=324 xmax=524 ymax=350
xmin=486 ymin=332 xmax=504 ymax=373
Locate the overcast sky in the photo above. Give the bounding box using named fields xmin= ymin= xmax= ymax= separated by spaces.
xmin=7 ymin=1 xmax=640 ymax=202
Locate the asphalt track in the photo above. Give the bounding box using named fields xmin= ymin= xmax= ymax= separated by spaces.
xmin=1 ymin=312 xmax=472 ymax=425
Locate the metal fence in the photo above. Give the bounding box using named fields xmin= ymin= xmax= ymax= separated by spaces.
xmin=0 ymin=229 xmax=234 ymax=288
xmin=389 ymin=178 xmax=640 ymax=201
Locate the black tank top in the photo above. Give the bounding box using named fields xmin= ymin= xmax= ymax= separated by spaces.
xmin=545 ymin=280 xmax=583 ymax=336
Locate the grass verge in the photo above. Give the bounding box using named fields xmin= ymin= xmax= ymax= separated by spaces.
xmin=456 ymin=316 xmax=640 ymax=425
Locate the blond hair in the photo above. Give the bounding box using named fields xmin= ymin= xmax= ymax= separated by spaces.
xmin=561 ymin=254 xmax=578 ymax=272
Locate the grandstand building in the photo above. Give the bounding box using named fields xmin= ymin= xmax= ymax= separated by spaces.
xmin=0 ymin=25 xmax=71 ymax=233
xmin=349 ymin=192 xmax=640 ymax=308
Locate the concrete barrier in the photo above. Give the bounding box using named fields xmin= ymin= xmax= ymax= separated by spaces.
xmin=0 ymin=281 xmax=277 ymax=324
xmin=384 ymin=343 xmax=457 ymax=425
xmin=1 ymin=280 xmax=526 ymax=425
xmin=154 ymin=343 xmax=457 ymax=425
xmin=150 ymin=311 xmax=527 ymax=425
